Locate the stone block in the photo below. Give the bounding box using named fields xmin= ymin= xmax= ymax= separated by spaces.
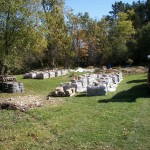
xmin=87 ymin=85 xmax=107 ymax=96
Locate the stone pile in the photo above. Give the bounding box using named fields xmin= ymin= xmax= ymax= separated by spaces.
xmin=23 ymin=69 xmax=68 ymax=79
xmin=2 ymin=82 xmax=25 ymax=93
xmin=121 ymin=66 xmax=147 ymax=75
xmin=49 ymin=85 xmax=76 ymax=97
xmin=49 ymin=71 xmax=123 ymax=97
xmin=0 ymin=75 xmax=24 ymax=93
xmin=70 ymin=67 xmax=95 ymax=73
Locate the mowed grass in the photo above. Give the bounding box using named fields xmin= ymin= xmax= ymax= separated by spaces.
xmin=0 ymin=74 xmax=150 ymax=149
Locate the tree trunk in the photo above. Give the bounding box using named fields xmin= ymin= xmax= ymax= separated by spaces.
xmin=0 ymin=65 xmax=8 ymax=75
xmin=51 ymin=58 xmax=55 ymax=69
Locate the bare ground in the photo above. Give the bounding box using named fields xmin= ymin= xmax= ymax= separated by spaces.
xmin=0 ymin=95 xmax=64 ymax=111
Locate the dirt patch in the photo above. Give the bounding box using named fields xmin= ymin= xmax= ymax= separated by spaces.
xmin=0 ymin=95 xmax=64 ymax=112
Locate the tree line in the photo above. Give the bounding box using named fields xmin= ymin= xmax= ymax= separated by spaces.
xmin=0 ymin=0 xmax=150 ymax=74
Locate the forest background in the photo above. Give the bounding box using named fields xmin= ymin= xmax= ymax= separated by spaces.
xmin=1 ymin=0 xmax=150 ymax=74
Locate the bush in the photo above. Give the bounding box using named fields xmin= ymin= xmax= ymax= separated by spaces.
xmin=126 ymin=59 xmax=133 ymax=65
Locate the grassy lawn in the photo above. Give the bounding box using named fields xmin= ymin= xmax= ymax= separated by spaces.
xmin=0 ymin=74 xmax=150 ymax=150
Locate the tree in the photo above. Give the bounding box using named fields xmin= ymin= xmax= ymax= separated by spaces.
xmin=109 ymin=1 xmax=132 ymax=21
xmin=41 ymin=0 xmax=70 ymax=68
xmin=132 ymin=0 xmax=147 ymax=29
xmin=86 ymin=18 xmax=98 ymax=66
xmin=95 ymin=19 xmax=112 ymax=66
xmin=0 ymin=0 xmax=47 ymax=74
xmin=66 ymin=12 xmax=91 ymax=67
xmin=67 ymin=12 xmax=112 ymax=67
xmin=109 ymin=1 xmax=126 ymax=20
xmin=86 ymin=18 xmax=111 ymax=66
xmin=146 ymin=0 xmax=150 ymax=21
xmin=136 ymin=22 xmax=150 ymax=63
xmin=109 ymin=12 xmax=135 ymax=65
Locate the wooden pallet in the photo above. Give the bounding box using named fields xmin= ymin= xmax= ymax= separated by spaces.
xmin=0 ymin=75 xmax=17 ymax=83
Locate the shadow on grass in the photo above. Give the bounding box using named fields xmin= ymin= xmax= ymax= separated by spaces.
xmin=127 ymin=79 xmax=147 ymax=84
xmin=76 ymin=92 xmax=87 ymax=97
xmin=98 ymin=84 xmax=149 ymax=103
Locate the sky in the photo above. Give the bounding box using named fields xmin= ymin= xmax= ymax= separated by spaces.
xmin=65 ymin=0 xmax=138 ymax=20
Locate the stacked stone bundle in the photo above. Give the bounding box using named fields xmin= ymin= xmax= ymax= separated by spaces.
xmin=49 ymin=71 xmax=123 ymax=97
xmin=55 ymin=70 xmax=62 ymax=77
xmin=87 ymin=85 xmax=107 ymax=96
xmin=48 ymin=71 xmax=56 ymax=78
xmin=70 ymin=81 xmax=86 ymax=92
xmin=0 ymin=75 xmax=24 ymax=93
xmin=23 ymin=69 xmax=69 ymax=79
xmin=23 ymin=72 xmax=37 ymax=79
xmin=61 ymin=70 xmax=68 ymax=76
xmin=1 ymin=82 xmax=25 ymax=93
xmin=49 ymin=84 xmax=76 ymax=97
xmin=36 ymin=72 xmax=49 ymax=79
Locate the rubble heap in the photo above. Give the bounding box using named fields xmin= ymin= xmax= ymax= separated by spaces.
xmin=0 ymin=96 xmax=42 ymax=112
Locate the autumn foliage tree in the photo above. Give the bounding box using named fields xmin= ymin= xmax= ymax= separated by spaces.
xmin=0 ymin=0 xmax=150 ymax=74
xmin=0 ymin=0 xmax=47 ymax=74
